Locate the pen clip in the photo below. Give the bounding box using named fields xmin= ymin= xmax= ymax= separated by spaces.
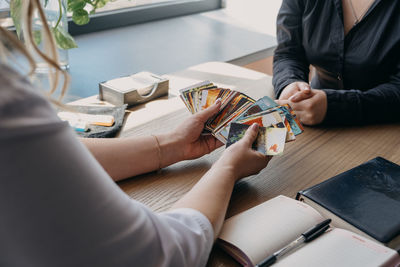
xmin=304 ymin=224 xmax=330 ymax=242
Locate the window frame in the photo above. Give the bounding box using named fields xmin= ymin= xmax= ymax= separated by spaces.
xmin=68 ymin=0 xmax=222 ymax=36
xmin=0 ymin=7 xmax=11 ymax=28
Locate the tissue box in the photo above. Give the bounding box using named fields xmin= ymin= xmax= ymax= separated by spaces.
xmin=99 ymin=71 xmax=169 ymax=106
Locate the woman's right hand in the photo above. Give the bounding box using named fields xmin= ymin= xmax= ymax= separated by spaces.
xmin=279 ymin=81 xmax=312 ymax=101
xmin=214 ymin=123 xmax=271 ymax=181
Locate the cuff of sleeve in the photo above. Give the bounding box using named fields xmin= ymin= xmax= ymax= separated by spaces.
xmin=322 ymin=89 xmax=360 ymax=126
xmin=163 ymin=208 xmax=214 ymax=240
xmin=162 ymin=208 xmax=214 ymax=266
xmin=321 ymin=89 xmax=340 ymax=125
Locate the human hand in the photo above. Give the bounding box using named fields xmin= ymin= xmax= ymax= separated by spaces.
xmin=171 ymin=99 xmax=224 ymax=161
xmin=279 ymin=81 xmax=312 ymax=101
xmin=214 ymin=123 xmax=271 ymax=181
xmin=277 ymin=89 xmax=327 ymax=125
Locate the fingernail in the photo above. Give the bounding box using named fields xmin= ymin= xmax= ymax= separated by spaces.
xmin=215 ymin=98 xmax=221 ymax=104
xmin=289 ymin=95 xmax=297 ymax=102
xmin=251 ymin=123 xmax=259 ymax=130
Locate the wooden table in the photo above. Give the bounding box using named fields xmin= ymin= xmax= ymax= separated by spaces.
xmin=72 ymin=62 xmax=400 ymax=267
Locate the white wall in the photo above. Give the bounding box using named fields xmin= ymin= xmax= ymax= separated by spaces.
xmin=223 ymin=0 xmax=283 ymax=36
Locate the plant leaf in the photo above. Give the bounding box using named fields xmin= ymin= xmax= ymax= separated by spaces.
xmin=72 ymin=9 xmax=90 ymax=25
xmin=10 ymin=0 xmax=22 ymax=38
xmin=94 ymin=0 xmax=109 ymax=9
xmin=67 ymin=0 xmax=86 ymax=12
xmin=52 ymin=26 xmax=78 ymax=50
xmin=33 ymin=30 xmax=42 ymax=45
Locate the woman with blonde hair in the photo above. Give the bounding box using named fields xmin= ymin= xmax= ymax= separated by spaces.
xmin=0 ymin=1 xmax=270 ymax=266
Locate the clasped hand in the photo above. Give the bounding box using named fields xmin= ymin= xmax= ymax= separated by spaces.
xmin=277 ymin=81 xmax=328 ymax=125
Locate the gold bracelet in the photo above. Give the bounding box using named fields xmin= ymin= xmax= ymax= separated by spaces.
xmin=151 ymin=134 xmax=162 ymax=173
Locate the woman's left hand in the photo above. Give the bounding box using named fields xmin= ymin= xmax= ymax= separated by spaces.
xmin=171 ymin=99 xmax=224 ymax=160
xmin=277 ymin=89 xmax=328 ymax=125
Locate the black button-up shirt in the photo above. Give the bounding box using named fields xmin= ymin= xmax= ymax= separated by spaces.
xmin=273 ymin=0 xmax=400 ymax=125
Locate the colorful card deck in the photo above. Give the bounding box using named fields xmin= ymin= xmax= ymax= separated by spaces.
xmin=179 ymin=81 xmax=304 ymax=155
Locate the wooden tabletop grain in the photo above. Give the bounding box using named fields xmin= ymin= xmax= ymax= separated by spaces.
xmin=73 ymin=62 xmax=400 ymax=267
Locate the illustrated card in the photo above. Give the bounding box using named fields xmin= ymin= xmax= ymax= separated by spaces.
xmin=179 ymin=81 xmax=216 ymax=113
xmin=265 ymin=127 xmax=287 ymax=155
xmin=237 ymin=108 xmax=297 ymax=141
xmin=226 ymin=123 xmax=267 ymax=154
xmin=200 ymin=88 xmax=222 ymax=110
xmin=216 ymin=110 xmax=286 ymax=144
xmin=281 ymin=104 xmax=304 ymax=134
xmin=236 ymin=110 xmax=283 ymax=128
xmin=236 ymin=96 xmax=278 ymax=121
xmin=206 ymin=93 xmax=255 ymax=131
xmin=245 ymin=105 xmax=303 ymax=136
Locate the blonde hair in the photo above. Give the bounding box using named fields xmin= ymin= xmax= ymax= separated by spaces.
xmin=0 ymin=0 xmax=69 ymax=101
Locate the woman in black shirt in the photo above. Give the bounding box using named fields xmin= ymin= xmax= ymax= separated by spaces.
xmin=273 ymin=0 xmax=400 ymax=125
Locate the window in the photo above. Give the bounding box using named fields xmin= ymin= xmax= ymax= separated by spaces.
xmin=69 ymin=0 xmax=221 ymax=35
xmin=0 ymin=1 xmax=12 ymax=28
xmin=95 ymin=0 xmax=180 ymax=14
xmin=0 ymin=0 xmax=221 ymax=34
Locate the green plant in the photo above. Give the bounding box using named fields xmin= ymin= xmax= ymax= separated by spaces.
xmin=10 ymin=0 xmax=111 ymax=50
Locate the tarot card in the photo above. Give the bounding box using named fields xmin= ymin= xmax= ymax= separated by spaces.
xmin=206 ymin=93 xmax=255 ymax=131
xmin=179 ymin=80 xmax=208 ymax=102
xmin=215 ymin=125 xmax=230 ymax=144
xmin=214 ymin=110 xmax=282 ymax=143
xmin=205 ymin=90 xmax=240 ymax=130
xmin=179 ymin=80 xmax=212 ymax=95
xmin=236 ymin=110 xmax=283 ymax=128
xmin=226 ymin=123 xmax=267 ymax=154
xmin=216 ymin=107 xmax=296 ymax=143
xmin=191 ymin=85 xmax=217 ymax=113
xmin=240 ymin=106 xmax=298 ymax=139
xmin=282 ymin=116 xmax=296 ymax=142
xmin=179 ymin=95 xmax=193 ymax=114
xmin=281 ymin=104 xmax=304 ymax=133
xmin=199 ymin=88 xmax=222 ymax=110
xmin=270 ymin=105 xmax=303 ymax=136
xmin=215 ymin=102 xmax=282 ymax=144
xmin=236 ymin=96 xmax=278 ymax=121
xmin=213 ymin=101 xmax=255 ymax=133
xmin=179 ymin=81 xmax=215 ymax=113
xmin=237 ymin=110 xmax=297 ymax=142
xmin=248 ymin=105 xmax=303 ymax=136
xmin=214 ymin=128 xmax=229 ymax=144
xmin=214 ymin=131 xmax=228 ymax=143
xmin=265 ymin=127 xmax=287 ymax=155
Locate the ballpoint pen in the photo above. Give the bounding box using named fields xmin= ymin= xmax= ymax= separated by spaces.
xmin=255 ymin=218 xmax=331 ymax=267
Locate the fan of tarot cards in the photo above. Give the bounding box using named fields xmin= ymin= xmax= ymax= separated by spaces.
xmin=179 ymin=81 xmax=304 ymax=155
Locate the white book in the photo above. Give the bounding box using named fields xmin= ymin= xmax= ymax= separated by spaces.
xmin=218 ymin=195 xmax=400 ymax=267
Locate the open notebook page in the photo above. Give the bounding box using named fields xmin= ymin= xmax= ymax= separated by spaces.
xmin=218 ymin=195 xmax=324 ymax=265
xmin=275 ymin=228 xmax=400 ymax=267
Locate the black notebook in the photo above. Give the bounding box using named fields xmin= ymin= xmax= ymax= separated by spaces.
xmin=296 ymin=157 xmax=400 ymax=251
